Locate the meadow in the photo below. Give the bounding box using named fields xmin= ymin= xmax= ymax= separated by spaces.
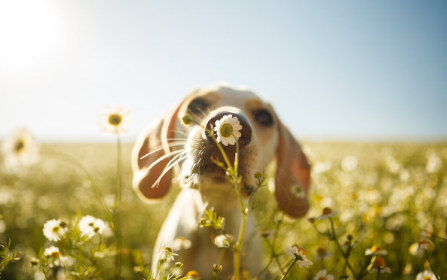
xmin=0 ymin=140 xmax=446 ymax=280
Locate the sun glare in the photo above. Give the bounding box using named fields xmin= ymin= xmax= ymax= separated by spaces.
xmin=0 ymin=1 xmax=65 ymax=74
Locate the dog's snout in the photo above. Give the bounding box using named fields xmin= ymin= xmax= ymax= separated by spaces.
xmin=205 ymin=112 xmax=252 ymax=148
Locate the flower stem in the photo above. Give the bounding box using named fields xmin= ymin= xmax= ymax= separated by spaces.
xmin=425 ymin=252 xmax=440 ymax=280
xmin=114 ymin=135 xmax=123 ymax=280
xmin=329 ymin=218 xmax=359 ymax=280
xmin=197 ymin=120 xmax=249 ymax=280
xmin=232 ymin=138 xmax=248 ymax=280
xmin=279 ymin=258 xmax=297 ymax=280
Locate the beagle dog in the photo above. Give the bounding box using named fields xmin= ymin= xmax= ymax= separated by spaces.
xmin=132 ymin=83 xmax=311 ymax=279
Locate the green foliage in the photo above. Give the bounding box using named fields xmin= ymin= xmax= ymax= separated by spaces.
xmin=0 ymin=240 xmax=20 ymax=275
xmin=0 ymin=142 xmax=445 ymax=279
xmin=200 ymin=209 xmax=226 ymax=231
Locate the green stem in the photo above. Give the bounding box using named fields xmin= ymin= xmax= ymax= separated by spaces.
xmin=329 ymin=218 xmax=359 ymax=280
xmin=30 ymin=265 xmax=35 ymax=280
xmin=114 ymin=135 xmax=123 ymax=280
xmin=194 ymin=121 xmax=234 ymax=174
xmin=233 ymin=211 xmax=247 ymax=280
xmin=232 ymin=138 xmax=248 ymax=280
xmin=279 ymin=259 xmax=296 ymax=280
xmin=195 ymin=119 xmax=249 ymax=280
xmin=425 ymin=252 xmax=439 ymax=280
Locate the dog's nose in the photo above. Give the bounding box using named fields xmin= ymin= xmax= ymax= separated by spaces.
xmin=205 ymin=112 xmax=252 ymax=148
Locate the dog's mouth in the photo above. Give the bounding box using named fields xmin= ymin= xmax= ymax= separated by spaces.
xmin=186 ymin=158 xmax=256 ymax=197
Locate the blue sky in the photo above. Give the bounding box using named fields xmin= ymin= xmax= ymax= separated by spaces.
xmin=0 ymin=1 xmax=446 ymax=142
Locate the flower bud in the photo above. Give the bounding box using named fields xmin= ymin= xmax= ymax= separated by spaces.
xmin=213 ymin=264 xmax=222 ymax=273
xmin=182 ymin=115 xmax=193 ymax=125
xmin=30 ymin=258 xmax=39 ymax=266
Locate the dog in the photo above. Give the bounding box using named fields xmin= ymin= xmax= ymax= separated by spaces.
xmin=131 ymin=83 xmax=311 ymax=279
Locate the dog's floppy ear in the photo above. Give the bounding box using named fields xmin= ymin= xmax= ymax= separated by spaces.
xmin=274 ymin=121 xmax=311 ymax=218
xmin=131 ymin=105 xmax=182 ymax=202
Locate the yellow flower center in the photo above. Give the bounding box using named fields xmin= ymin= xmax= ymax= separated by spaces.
xmin=186 ymin=270 xmax=200 ymax=278
xmin=15 ymin=140 xmax=24 ymax=152
xmin=291 ymin=246 xmax=306 ymax=259
xmin=52 ymin=226 xmax=60 ymax=233
xmin=108 ymin=114 xmax=122 ymax=126
xmin=220 ymin=123 xmax=233 ymax=137
xmin=371 ymin=245 xmax=381 ymax=252
xmin=322 ymin=207 xmax=333 ymax=215
xmin=317 ymin=247 xmax=326 ymax=255
xmin=373 ymin=257 xmax=386 ymax=268
xmin=50 ymin=251 xmax=60 ymax=258
xmin=164 ymin=247 xmax=173 ymax=253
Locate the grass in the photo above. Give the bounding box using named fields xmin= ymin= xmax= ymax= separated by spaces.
xmin=0 ymin=141 xmax=446 ymax=279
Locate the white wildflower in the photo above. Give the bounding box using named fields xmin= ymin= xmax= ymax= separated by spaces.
xmin=369 ymin=257 xmax=391 ymax=274
xmin=99 ymin=104 xmax=131 ymax=136
xmin=213 ymin=234 xmax=233 ymax=249
xmin=43 ymin=219 xmax=68 ymax=242
xmin=213 ymin=115 xmax=242 ymax=146
xmin=314 ymin=269 xmax=334 ymax=280
xmin=43 ymin=246 xmax=69 ymax=267
xmin=285 ymin=245 xmax=313 ymax=268
xmin=79 ymin=215 xmax=108 ymax=239
xmin=318 ymin=207 xmax=338 ymax=220
xmin=416 ymin=270 xmax=438 ymax=280
xmin=44 ymin=246 xmax=61 ymax=258
xmin=158 ymin=247 xmax=177 ymax=262
xmin=365 ymin=245 xmax=388 ymax=256
xmin=1 ymin=128 xmax=40 ymax=172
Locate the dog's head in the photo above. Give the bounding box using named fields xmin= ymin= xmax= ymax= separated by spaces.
xmin=132 ymin=83 xmax=311 ymax=217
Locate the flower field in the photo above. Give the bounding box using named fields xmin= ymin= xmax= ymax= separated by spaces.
xmin=0 ymin=138 xmax=446 ymax=279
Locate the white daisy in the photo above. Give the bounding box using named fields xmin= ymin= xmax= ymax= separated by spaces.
xmin=314 ymin=269 xmax=334 ymax=280
xmin=99 ymin=104 xmax=131 ymax=136
xmin=213 ymin=115 xmax=242 ymax=146
xmin=43 ymin=246 xmax=69 ymax=267
xmin=285 ymin=245 xmax=313 ymax=268
xmin=365 ymin=245 xmax=388 ymax=256
xmin=318 ymin=207 xmax=338 ymax=220
xmin=213 ymin=234 xmax=233 ymax=249
xmin=158 ymin=247 xmax=178 ymax=262
xmin=369 ymin=257 xmax=391 ymax=274
xmin=416 ymin=270 xmax=438 ymax=280
xmin=43 ymin=219 xmax=68 ymax=242
xmin=1 ymin=128 xmax=40 ymax=172
xmin=78 ymin=215 xmax=108 ymax=239
xmin=44 ymin=246 xmax=61 ymax=258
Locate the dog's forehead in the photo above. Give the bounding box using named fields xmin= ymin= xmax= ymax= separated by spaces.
xmin=196 ymin=84 xmax=266 ymax=108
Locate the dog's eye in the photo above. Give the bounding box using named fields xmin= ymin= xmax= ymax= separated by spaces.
xmin=188 ymin=98 xmax=209 ymax=115
xmin=253 ymin=109 xmax=273 ymax=126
